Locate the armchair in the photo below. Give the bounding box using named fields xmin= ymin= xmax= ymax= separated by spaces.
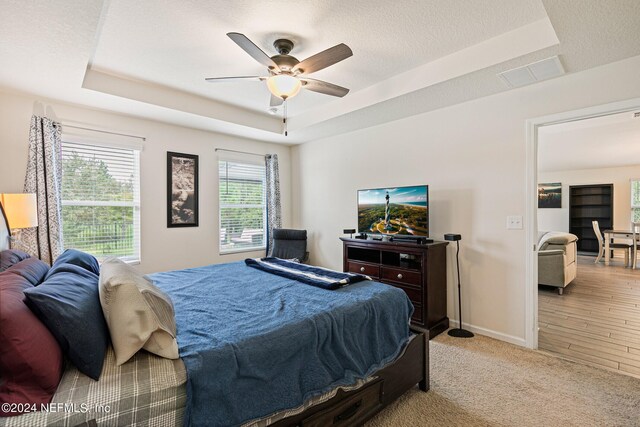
xmin=538 ymin=232 xmax=578 ymax=295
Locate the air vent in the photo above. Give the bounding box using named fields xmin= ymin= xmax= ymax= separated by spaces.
xmin=634 ymin=112 xmax=640 ymax=118
xmin=498 ymin=56 xmax=565 ymax=88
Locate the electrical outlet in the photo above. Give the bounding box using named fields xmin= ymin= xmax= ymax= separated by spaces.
xmin=507 ymin=215 xmax=523 ymax=230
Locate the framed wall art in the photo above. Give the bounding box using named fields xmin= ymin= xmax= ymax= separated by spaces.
xmin=167 ymin=152 xmax=199 ymax=227
xmin=538 ymin=182 xmax=562 ymax=209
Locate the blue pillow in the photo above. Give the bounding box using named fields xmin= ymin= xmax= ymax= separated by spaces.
xmin=23 ymin=264 xmax=109 ymax=380
xmin=45 ymin=249 xmax=100 ymax=280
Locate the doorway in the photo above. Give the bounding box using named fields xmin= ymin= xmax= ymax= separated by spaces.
xmin=535 ymin=110 xmax=640 ymax=376
xmin=525 ymin=98 xmax=640 ymax=360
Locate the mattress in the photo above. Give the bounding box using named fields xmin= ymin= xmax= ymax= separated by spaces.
xmin=0 ymin=347 xmax=187 ymax=427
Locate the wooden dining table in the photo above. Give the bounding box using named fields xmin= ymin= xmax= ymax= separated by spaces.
xmin=603 ymin=229 xmax=637 ymax=266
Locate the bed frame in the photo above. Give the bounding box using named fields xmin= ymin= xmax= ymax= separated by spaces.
xmin=273 ymin=328 xmax=428 ymax=426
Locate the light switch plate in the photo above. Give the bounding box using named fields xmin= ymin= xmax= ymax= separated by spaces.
xmin=507 ymin=215 xmax=523 ymax=230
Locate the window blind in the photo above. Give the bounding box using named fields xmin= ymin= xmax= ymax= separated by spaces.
xmin=61 ymin=141 xmax=141 ymax=262
xmin=632 ymin=180 xmax=640 ymax=222
xmin=219 ymin=160 xmax=266 ymax=253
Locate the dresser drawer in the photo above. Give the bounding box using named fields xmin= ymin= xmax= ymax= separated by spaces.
xmin=348 ymin=261 xmax=380 ymax=278
xmin=380 ymin=267 xmax=421 ymax=286
xmin=387 ymin=282 xmax=422 ymax=304
xmin=302 ymin=379 xmax=383 ymax=427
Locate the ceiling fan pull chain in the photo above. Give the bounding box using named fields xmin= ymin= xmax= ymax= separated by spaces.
xmin=283 ymin=99 xmax=288 ymax=136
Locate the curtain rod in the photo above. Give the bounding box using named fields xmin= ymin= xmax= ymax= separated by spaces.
xmin=215 ymin=148 xmax=266 ymax=157
xmin=60 ymin=124 xmax=146 ymax=141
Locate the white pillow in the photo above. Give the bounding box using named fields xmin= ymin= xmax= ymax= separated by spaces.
xmin=99 ymin=258 xmax=179 ymax=365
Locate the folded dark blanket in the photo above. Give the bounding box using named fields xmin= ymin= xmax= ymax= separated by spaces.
xmin=245 ymin=257 xmax=370 ymax=290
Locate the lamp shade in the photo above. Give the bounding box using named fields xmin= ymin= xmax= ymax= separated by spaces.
xmin=266 ymin=75 xmax=302 ymax=99
xmin=0 ymin=193 xmax=38 ymax=229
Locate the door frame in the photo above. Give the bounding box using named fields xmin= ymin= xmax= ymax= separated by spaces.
xmin=524 ymin=97 xmax=640 ymax=349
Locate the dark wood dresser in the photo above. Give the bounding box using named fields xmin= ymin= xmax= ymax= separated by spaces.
xmin=340 ymin=237 xmax=449 ymax=338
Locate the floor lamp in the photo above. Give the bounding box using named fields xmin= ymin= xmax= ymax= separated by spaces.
xmin=445 ymin=233 xmax=474 ymax=338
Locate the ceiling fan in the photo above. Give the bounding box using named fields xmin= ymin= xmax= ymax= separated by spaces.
xmin=205 ymin=32 xmax=353 ymax=108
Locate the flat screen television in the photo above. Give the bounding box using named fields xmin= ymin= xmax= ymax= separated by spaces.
xmin=357 ymin=185 xmax=429 ymax=237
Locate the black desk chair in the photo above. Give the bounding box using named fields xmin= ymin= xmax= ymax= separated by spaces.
xmin=271 ymin=229 xmax=309 ymax=263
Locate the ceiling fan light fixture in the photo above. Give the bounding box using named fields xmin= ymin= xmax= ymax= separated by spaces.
xmin=267 ymin=74 xmax=302 ymax=100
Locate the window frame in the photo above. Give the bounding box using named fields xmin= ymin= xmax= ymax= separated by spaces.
xmin=60 ymin=138 xmax=142 ymax=264
xmin=218 ymin=158 xmax=267 ymax=255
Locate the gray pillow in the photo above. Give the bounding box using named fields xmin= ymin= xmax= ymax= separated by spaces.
xmin=99 ymin=258 xmax=179 ymax=365
xmin=0 ymin=249 xmax=31 ymax=272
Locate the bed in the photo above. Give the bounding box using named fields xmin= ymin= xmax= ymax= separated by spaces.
xmin=0 ymin=205 xmax=428 ymax=426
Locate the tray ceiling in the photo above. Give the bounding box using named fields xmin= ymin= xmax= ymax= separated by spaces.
xmin=1 ymin=0 xmax=639 ymax=144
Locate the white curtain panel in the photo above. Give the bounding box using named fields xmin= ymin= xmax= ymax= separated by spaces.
xmin=265 ymin=154 xmax=282 ymax=256
xmin=22 ymin=116 xmax=64 ymax=264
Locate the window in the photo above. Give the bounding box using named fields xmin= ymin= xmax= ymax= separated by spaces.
xmin=219 ymin=160 xmax=266 ymax=253
xmin=632 ymin=179 xmax=640 ymax=222
xmin=61 ymin=141 xmax=141 ymax=262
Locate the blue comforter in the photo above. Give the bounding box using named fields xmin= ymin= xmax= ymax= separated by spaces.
xmin=149 ymin=261 xmax=413 ymax=427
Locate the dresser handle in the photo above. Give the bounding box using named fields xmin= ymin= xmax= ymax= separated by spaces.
xmin=360 ymin=267 xmax=365 ymax=272
xmin=397 ymin=273 xmax=403 ymax=280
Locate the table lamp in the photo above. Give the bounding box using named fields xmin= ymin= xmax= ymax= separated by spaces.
xmin=0 ymin=193 xmax=38 ymax=250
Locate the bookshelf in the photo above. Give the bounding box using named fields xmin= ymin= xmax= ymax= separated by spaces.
xmin=569 ymin=184 xmax=613 ymax=253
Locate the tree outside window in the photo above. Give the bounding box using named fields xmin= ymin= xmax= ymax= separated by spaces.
xmin=218 ymin=160 xmax=266 ymax=253
xmin=61 ymin=141 xmax=140 ymax=262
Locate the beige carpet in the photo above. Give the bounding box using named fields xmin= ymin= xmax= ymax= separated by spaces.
xmin=367 ymin=332 xmax=640 ymax=427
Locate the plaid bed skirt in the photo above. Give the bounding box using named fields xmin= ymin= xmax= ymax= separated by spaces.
xmin=0 ymin=347 xmax=187 ymax=427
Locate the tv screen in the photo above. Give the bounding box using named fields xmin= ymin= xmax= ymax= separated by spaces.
xmin=358 ymin=185 xmax=429 ymax=237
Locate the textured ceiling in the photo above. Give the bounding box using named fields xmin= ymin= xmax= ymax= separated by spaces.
xmin=0 ymin=0 xmax=639 ymax=144
xmin=538 ymin=111 xmax=640 ymax=172
xmin=0 ymin=0 xmax=103 ymax=100
xmin=91 ymin=0 xmax=547 ymax=114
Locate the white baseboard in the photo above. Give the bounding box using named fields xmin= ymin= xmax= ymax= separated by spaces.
xmin=448 ymin=319 xmax=527 ymax=347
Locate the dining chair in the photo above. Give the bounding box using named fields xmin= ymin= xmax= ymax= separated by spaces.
xmin=632 ymin=222 xmax=640 ymax=269
xmin=592 ymin=220 xmax=631 ymax=266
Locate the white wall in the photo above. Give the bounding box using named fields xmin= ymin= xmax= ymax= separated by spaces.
xmin=538 ymin=165 xmax=640 ymax=233
xmin=292 ymin=55 xmax=640 ymax=344
xmin=0 ymin=90 xmax=291 ymax=273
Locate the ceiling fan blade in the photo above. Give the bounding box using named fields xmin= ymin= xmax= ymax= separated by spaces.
xmin=227 ymin=32 xmax=280 ymax=72
xmin=301 ymin=78 xmax=350 ymax=97
xmin=270 ymin=94 xmax=284 ymax=107
xmin=205 ymin=76 xmax=265 ymax=83
xmin=293 ymin=43 xmax=353 ymax=75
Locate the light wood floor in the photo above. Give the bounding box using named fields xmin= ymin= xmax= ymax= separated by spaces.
xmin=538 ymin=255 xmax=640 ymax=378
